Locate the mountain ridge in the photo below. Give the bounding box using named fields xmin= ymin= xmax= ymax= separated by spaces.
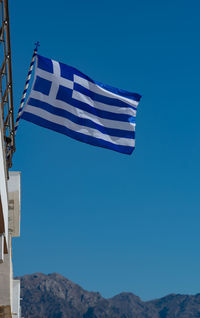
xmin=17 ymin=272 xmax=200 ymax=318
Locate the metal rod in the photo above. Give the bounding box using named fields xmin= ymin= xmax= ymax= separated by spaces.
xmin=3 ymin=0 xmax=15 ymax=153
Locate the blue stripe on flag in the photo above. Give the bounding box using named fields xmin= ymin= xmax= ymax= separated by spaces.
xmin=56 ymin=85 xmax=136 ymax=123
xmin=95 ymin=80 xmax=141 ymax=102
xmin=27 ymin=98 xmax=135 ymax=139
xmin=21 ymin=111 xmax=134 ymax=154
xmin=73 ymin=83 xmax=137 ymax=110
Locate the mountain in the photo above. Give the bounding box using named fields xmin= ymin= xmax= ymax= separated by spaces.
xmin=18 ymin=273 xmax=200 ymax=318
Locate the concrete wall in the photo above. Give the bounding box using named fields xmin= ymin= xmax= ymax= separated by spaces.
xmin=0 ymin=237 xmax=12 ymax=309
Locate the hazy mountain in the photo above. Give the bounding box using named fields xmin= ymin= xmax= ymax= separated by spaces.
xmin=18 ymin=273 xmax=200 ymax=318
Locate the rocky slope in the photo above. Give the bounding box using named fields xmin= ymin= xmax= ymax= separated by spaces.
xmin=18 ymin=273 xmax=200 ymax=318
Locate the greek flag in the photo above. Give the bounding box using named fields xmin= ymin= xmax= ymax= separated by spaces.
xmin=21 ymin=55 xmax=141 ymax=154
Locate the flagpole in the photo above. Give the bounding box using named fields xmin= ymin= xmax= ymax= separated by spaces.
xmin=14 ymin=41 xmax=40 ymax=134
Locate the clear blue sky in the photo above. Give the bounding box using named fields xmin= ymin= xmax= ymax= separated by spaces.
xmin=10 ymin=0 xmax=200 ymax=301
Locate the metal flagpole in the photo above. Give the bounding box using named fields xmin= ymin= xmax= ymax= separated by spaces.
xmin=14 ymin=41 xmax=40 ymax=134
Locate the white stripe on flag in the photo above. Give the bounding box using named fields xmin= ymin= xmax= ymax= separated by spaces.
xmin=72 ymin=90 xmax=137 ymax=117
xmin=29 ymin=90 xmax=136 ymax=131
xmin=48 ymin=61 xmax=61 ymax=100
xmin=74 ymin=75 xmax=139 ymax=108
xmin=25 ymin=105 xmax=135 ymax=147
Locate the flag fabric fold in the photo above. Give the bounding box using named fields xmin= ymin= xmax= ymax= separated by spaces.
xmin=21 ymin=54 xmax=141 ymax=154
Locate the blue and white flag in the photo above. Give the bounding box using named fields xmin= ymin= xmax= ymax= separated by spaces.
xmin=21 ymin=55 xmax=141 ymax=154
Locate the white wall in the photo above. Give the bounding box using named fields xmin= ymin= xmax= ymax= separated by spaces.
xmin=0 ymin=238 xmax=12 ymax=306
xmin=12 ymin=280 xmax=20 ymax=318
xmin=0 ymin=109 xmax=9 ymax=249
xmin=8 ymin=172 xmax=21 ymax=237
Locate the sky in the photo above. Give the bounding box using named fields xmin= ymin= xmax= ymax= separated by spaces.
xmin=9 ymin=0 xmax=200 ymax=301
